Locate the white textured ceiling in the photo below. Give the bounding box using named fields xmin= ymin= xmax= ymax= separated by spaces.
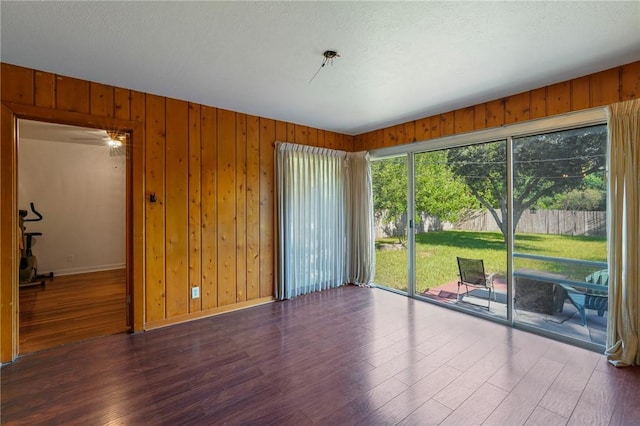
xmin=2 ymin=1 xmax=639 ymax=135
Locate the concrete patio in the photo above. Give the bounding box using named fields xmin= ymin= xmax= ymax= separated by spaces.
xmin=418 ymin=277 xmax=606 ymax=347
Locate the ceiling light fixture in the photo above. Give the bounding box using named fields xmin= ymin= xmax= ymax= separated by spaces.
xmin=308 ymin=50 xmax=340 ymax=84
xmin=106 ymin=131 xmax=125 ymax=148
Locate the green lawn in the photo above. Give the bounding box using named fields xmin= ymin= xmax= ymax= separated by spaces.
xmin=375 ymin=230 xmax=607 ymax=292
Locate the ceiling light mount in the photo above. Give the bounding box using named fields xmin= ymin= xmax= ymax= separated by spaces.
xmin=309 ymin=49 xmax=341 ymax=84
xmin=323 ymin=50 xmax=338 ymax=60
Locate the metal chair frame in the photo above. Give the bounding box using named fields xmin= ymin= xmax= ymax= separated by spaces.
xmin=456 ymin=257 xmax=495 ymax=310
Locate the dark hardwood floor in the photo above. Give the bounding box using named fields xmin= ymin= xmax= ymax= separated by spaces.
xmin=18 ymin=269 xmax=129 ymax=354
xmin=3 ymin=286 xmax=639 ymax=425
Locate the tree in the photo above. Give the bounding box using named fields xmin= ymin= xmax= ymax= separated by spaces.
xmin=372 ymin=157 xmax=408 ymax=243
xmin=447 ymin=125 xmax=607 ymax=240
xmin=538 ymin=172 xmax=606 ymax=211
xmin=414 ymin=150 xmax=477 ymax=222
xmin=372 ymin=152 xmax=476 ymax=243
xmin=554 ymin=188 xmax=605 ymax=211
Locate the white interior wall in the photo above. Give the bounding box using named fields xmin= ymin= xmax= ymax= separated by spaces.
xmin=18 ymin=136 xmax=126 ymax=275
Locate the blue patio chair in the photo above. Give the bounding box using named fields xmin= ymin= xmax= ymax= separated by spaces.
xmin=563 ymin=269 xmax=608 ymax=326
xmin=456 ymin=257 xmax=495 ymax=309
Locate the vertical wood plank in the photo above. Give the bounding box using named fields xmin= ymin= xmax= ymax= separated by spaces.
xmin=130 ymin=91 xmax=145 ymax=122
xmin=356 ymin=133 xmax=365 ymax=150
xmin=34 ymin=71 xmax=55 ymax=108
xmin=415 ymin=117 xmax=430 ymax=141
xmin=440 ymin=111 xmax=455 ymax=136
xmin=114 ymin=88 xmax=131 ymax=120
xmin=394 ymin=125 xmax=404 ymax=146
xmin=381 ymin=127 xmax=390 ymax=146
xmin=188 ymin=103 xmax=202 ymax=313
xmin=217 ymin=109 xmax=237 ymax=306
xmin=259 ymin=118 xmax=275 ymax=298
xmin=1 ymin=63 xmax=34 ymax=105
xmin=276 ymin=121 xmax=287 ymax=145
xmin=89 ymin=82 xmax=114 ymax=117
xmin=403 ymin=122 xmax=416 ymax=143
xmin=286 ymin=123 xmax=295 ymax=143
xmin=308 ymin=127 xmax=319 ymax=147
xmin=236 ymin=113 xmax=247 ymax=303
xmin=246 ymin=115 xmax=260 ymax=301
xmin=325 ymin=132 xmax=337 ymax=150
xmin=454 ymin=107 xmax=474 ymax=134
xmin=504 ymin=92 xmax=530 ymax=124
xmin=571 ymin=76 xmax=591 ymax=111
xmin=294 ymin=125 xmax=308 ymax=146
xmin=165 ymin=98 xmax=189 ymax=318
xmin=336 ymin=133 xmax=345 ymax=151
xmin=130 ymin=110 xmax=145 ymax=332
xmin=200 ymin=106 xmax=218 ymax=309
xmin=485 ymin=99 xmax=505 ymax=128
xmin=55 ymin=75 xmax=89 ymax=113
xmin=317 ymin=129 xmax=326 ymax=148
xmin=621 ymin=61 xmax=640 ymax=100
xmin=430 ymin=116 xmax=441 ymax=139
xmin=144 ymin=94 xmax=166 ymax=322
xmin=474 ymin=103 xmax=487 ymax=130
xmin=376 ymin=129 xmax=385 ymax=149
xmin=530 ymin=88 xmax=547 ymax=119
xmin=590 ymin=68 xmax=620 ymax=107
xmin=361 ymin=132 xmax=373 ymax=150
xmin=383 ymin=126 xmax=397 ymax=147
xmin=353 ymin=135 xmax=362 ymax=152
xmin=547 ymin=82 xmax=571 ymax=115
xmin=342 ymin=134 xmax=350 ymax=151
xmin=369 ymin=131 xmax=377 ymax=148
xmin=365 ymin=131 xmax=375 ymax=149
xmin=344 ymin=135 xmax=354 ymax=151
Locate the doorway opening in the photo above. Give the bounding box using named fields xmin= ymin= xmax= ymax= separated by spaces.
xmin=17 ymin=119 xmax=131 ymax=354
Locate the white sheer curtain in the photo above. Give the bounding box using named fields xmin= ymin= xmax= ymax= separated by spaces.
xmin=605 ymin=99 xmax=640 ymax=366
xmin=275 ymin=143 xmax=374 ymax=300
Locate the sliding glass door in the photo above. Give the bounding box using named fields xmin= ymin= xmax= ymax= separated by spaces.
xmin=370 ymin=110 xmax=609 ymax=350
xmin=512 ymin=125 xmax=608 ymax=346
xmin=413 ymin=142 xmax=507 ymax=320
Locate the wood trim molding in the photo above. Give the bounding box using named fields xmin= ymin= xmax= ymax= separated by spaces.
xmin=144 ymin=296 xmax=274 ymax=330
xmin=0 ymin=104 xmax=18 ymax=362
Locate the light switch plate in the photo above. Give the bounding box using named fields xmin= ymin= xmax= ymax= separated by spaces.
xmin=192 ymin=287 xmax=200 ymax=299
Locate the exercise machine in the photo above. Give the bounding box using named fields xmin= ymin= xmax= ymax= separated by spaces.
xmin=19 ymin=203 xmax=54 ymax=287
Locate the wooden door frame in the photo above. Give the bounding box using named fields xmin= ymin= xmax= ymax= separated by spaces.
xmin=1 ymin=102 xmax=144 ymax=362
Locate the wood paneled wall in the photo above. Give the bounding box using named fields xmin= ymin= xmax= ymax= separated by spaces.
xmin=1 ymin=63 xmax=354 ymax=358
xmin=354 ymin=61 xmax=640 ymax=150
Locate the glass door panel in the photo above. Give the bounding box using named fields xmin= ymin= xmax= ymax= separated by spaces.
xmin=372 ymin=155 xmax=409 ymax=293
xmin=413 ymin=141 xmax=507 ymax=320
xmin=512 ymin=125 xmax=608 ymax=347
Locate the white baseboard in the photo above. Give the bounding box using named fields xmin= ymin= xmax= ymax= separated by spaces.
xmin=53 ymin=263 xmax=126 ymax=277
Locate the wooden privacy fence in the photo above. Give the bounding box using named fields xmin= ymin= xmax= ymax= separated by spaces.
xmin=454 ymin=209 xmax=606 ymax=237
xmin=375 ymin=209 xmax=606 ymax=239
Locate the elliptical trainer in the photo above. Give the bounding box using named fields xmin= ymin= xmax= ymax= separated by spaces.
xmin=19 ymin=203 xmax=54 ymax=287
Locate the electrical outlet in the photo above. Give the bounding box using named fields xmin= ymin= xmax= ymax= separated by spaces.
xmin=66 ymin=255 xmax=74 ymax=262
xmin=191 ymin=287 xmax=200 ymax=299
